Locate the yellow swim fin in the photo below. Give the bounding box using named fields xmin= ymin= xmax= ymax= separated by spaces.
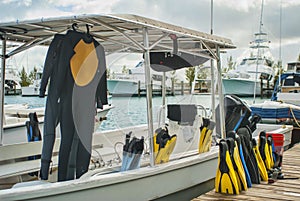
xmin=267 ymin=135 xmax=275 ymax=168
xmin=259 ymin=132 xmax=272 ymax=170
xmin=215 ymin=140 xmax=240 ymax=195
xmin=159 ymin=135 xmax=177 ymax=163
xmin=198 ymin=127 xmax=208 ymax=153
xmin=199 ymin=119 xmax=215 ymax=153
xmin=252 ymin=139 xmax=268 ymax=181
xmin=154 ymin=126 xmax=177 ymax=164
xmin=226 ymin=138 xmax=248 ymax=191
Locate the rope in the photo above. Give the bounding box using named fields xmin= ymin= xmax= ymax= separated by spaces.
xmin=289 ymin=106 xmax=300 ymax=127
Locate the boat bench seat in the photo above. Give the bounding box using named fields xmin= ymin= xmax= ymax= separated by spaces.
xmin=0 ymin=139 xmax=60 ymax=180
xmin=0 ymin=139 xmax=106 ymax=180
xmin=0 ymin=156 xmax=59 ymax=180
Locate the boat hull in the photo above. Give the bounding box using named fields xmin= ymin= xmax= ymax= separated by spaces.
xmin=222 ymin=78 xmax=261 ymax=96
xmin=107 ymin=79 xmax=139 ymax=96
xmin=0 ymin=149 xmax=218 ymax=201
xmin=21 ymin=86 xmax=41 ymax=96
xmin=277 ymin=92 xmax=300 ymax=106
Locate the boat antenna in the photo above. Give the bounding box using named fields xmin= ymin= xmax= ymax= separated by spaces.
xmin=278 ymin=0 xmax=282 ymax=88
xmin=259 ymin=0 xmax=264 ymax=34
xmin=253 ymin=0 xmax=264 ymax=104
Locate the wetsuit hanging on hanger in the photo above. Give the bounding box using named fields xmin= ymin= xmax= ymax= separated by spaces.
xmin=57 ymin=26 xmax=107 ymax=181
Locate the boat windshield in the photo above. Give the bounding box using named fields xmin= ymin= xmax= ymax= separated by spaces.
xmin=240 ymin=58 xmax=272 ymax=67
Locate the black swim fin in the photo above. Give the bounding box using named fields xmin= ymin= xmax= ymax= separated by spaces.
xmin=237 ymin=127 xmax=260 ymax=184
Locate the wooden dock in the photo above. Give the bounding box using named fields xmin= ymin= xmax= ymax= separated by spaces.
xmin=193 ymin=143 xmax=300 ymax=201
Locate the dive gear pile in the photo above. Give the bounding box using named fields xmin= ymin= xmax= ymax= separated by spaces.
xmin=215 ymin=95 xmax=286 ymax=195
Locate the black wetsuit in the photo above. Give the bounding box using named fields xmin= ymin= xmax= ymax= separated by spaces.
xmin=40 ymin=30 xmax=107 ymax=181
xmin=39 ymin=34 xmax=65 ymax=180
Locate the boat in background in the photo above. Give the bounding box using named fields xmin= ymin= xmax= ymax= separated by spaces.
xmin=286 ymin=61 xmax=300 ymax=73
xmin=222 ymin=31 xmax=276 ymax=96
xmin=2 ymin=103 xmax=114 ymax=145
xmin=271 ymin=62 xmax=300 ymax=106
xmin=222 ymin=2 xmax=276 ymax=97
xmin=107 ymin=61 xmax=171 ymax=96
xmin=4 ymin=68 xmax=22 ymax=95
xmin=21 ymin=68 xmax=45 ymax=96
xmin=251 ymin=62 xmax=300 ymax=148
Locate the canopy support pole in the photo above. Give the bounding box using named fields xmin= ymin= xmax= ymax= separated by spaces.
xmin=143 ymin=27 xmax=155 ymax=167
xmin=0 ymin=35 xmax=7 ymax=146
xmin=210 ymin=59 xmax=215 ymax=121
xmin=161 ymin=72 xmax=166 ymax=125
xmin=216 ymin=46 xmax=226 ymax=138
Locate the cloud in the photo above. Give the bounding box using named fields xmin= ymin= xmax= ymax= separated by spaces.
xmin=0 ymin=0 xmax=299 ymax=70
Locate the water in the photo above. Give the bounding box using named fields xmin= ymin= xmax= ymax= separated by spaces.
xmin=4 ymin=94 xmax=268 ymax=131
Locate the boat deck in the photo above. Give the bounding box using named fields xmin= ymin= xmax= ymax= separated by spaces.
xmin=192 ymin=143 xmax=300 ymax=200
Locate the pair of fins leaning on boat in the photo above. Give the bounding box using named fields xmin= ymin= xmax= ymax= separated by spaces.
xmin=215 ymin=116 xmax=284 ymax=195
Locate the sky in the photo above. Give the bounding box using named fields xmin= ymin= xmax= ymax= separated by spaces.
xmin=0 ymin=0 xmax=299 ymax=73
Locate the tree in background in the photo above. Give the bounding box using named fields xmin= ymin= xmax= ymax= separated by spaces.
xmin=107 ymin=68 xmax=111 ymax=79
xmin=185 ymin=66 xmax=195 ymax=90
xmin=28 ymin=66 xmax=38 ymax=82
xmin=223 ymin=55 xmax=236 ymax=73
xmin=121 ymin=65 xmax=129 ymax=74
xmin=19 ymin=67 xmax=31 ymax=87
xmin=170 ymin=70 xmax=177 ymax=84
xmin=298 ymin=53 xmax=300 ymax=61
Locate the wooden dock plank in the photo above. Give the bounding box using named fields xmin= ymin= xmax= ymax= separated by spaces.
xmin=192 ymin=144 xmax=300 ymax=201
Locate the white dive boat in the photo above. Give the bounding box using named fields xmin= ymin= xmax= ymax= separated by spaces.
xmin=21 ymin=69 xmax=45 ymax=96
xmin=0 ymin=14 xmax=235 ymax=200
xmin=107 ymin=61 xmax=171 ymax=96
xmin=222 ymin=3 xmax=276 ymax=97
xmin=271 ymin=62 xmax=300 ymax=106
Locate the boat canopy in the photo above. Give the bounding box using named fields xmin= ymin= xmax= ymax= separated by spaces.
xmin=0 ymin=14 xmax=234 ymax=57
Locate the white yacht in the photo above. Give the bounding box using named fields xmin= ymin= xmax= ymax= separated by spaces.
xmin=222 ymin=2 xmax=276 ymax=97
xmin=107 ymin=61 xmax=171 ymax=96
xmin=222 ymin=31 xmax=276 ymax=97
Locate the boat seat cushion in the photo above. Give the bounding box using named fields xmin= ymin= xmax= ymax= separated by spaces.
xmin=167 ymin=104 xmax=197 ymax=125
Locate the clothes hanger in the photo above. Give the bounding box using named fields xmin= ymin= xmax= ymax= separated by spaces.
xmin=72 ymin=23 xmax=79 ymax=31
xmin=86 ymin=24 xmax=93 ymax=35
